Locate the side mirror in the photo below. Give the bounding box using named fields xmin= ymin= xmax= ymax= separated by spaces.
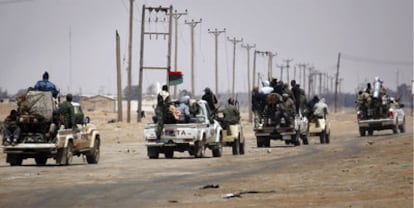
xmin=399 ymin=104 xmax=404 ymax=108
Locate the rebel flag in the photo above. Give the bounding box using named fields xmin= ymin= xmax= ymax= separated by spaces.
xmin=169 ymin=71 xmax=183 ymax=86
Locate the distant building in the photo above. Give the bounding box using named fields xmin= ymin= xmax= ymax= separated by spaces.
xmin=80 ymin=95 xmax=116 ymax=112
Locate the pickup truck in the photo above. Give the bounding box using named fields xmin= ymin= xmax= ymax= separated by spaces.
xmin=2 ymin=102 xmax=100 ymax=166
xmin=357 ymin=102 xmax=406 ymax=136
xmin=254 ymin=111 xmax=309 ymax=147
xmin=144 ymin=100 xmax=223 ymax=159
xmin=222 ymin=124 xmax=245 ymax=155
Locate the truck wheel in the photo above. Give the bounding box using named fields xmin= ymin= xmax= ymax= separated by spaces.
xmin=194 ymin=140 xmax=205 ymax=158
xmin=147 ymin=147 xmax=159 ymax=159
xmin=359 ymin=127 xmax=366 ymax=137
xmin=62 ymin=141 xmax=73 ymax=165
xmin=86 ymin=138 xmax=100 ymax=164
xmin=392 ymin=125 xmax=398 ymax=134
xmin=164 ymin=150 xmax=174 ymax=159
xmin=35 ymin=157 xmax=48 ymax=166
xmin=232 ymin=138 xmax=240 ymax=155
xmin=7 ymin=154 xmax=22 ymax=166
xmin=367 ymin=129 xmax=374 ymax=136
xmin=212 ymin=142 xmax=222 ymax=157
xmin=239 ymin=136 xmax=245 ymax=155
xmin=399 ymin=118 xmax=406 ymax=133
xmin=301 ymin=132 xmax=309 ymax=145
xmin=320 ymin=130 xmax=326 ymax=144
xmin=264 ymin=137 xmax=271 ymax=147
xmin=326 ymin=131 xmax=330 ymax=144
xmin=256 ymin=136 xmax=264 ymax=148
xmin=292 ymin=131 xmax=301 ymax=146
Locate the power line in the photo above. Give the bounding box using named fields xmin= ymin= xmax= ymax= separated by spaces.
xmin=342 ymin=53 xmax=413 ymax=66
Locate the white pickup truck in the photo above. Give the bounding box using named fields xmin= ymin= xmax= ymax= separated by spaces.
xmin=357 ymin=101 xmax=406 ymax=136
xmin=144 ymin=100 xmax=223 ymax=159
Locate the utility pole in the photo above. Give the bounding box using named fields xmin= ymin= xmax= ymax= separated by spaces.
xmin=126 ymin=0 xmax=134 ymax=123
xmin=252 ymin=50 xmax=258 ymax=88
xmin=172 ymin=9 xmax=187 ymax=99
xmin=297 ymin=63 xmax=308 ymax=89
xmin=318 ymin=72 xmax=322 ymax=96
xmin=116 ymin=31 xmax=123 ymax=122
xmin=307 ymin=66 xmax=315 ymax=99
xmin=227 ymin=36 xmax=243 ymax=97
xmin=334 ymin=52 xmax=341 ymax=113
xmin=276 ymin=64 xmax=284 ymax=82
xmin=241 ymin=43 xmax=255 ymax=122
xmin=267 ymin=52 xmax=276 ymax=80
xmin=283 ymin=59 xmax=293 ymax=83
xmin=185 ymin=19 xmax=202 ymax=96
xmin=208 ymin=28 xmax=226 ymax=96
xmin=138 ymin=5 xmax=173 ymax=122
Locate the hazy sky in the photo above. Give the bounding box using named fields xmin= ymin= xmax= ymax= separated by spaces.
xmin=0 ymin=0 xmax=412 ymax=97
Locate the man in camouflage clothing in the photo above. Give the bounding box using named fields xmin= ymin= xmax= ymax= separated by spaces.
xmin=222 ymin=98 xmax=240 ymax=130
xmin=155 ymin=85 xmax=171 ymax=140
xmin=59 ymin=94 xmax=75 ymax=129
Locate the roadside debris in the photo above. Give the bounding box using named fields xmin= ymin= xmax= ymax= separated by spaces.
xmin=200 ymin=184 xmax=220 ymax=189
xmin=223 ymin=190 xmax=276 ymax=199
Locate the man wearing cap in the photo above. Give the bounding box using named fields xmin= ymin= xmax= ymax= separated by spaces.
xmin=34 ymin=71 xmax=59 ymax=98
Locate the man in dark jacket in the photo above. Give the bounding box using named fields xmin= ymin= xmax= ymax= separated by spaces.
xmin=34 ymin=71 xmax=59 ymax=98
xmin=59 ymin=94 xmax=75 ymax=129
xmin=290 ymin=80 xmax=301 ymax=114
xmin=201 ymin=87 xmax=218 ymax=115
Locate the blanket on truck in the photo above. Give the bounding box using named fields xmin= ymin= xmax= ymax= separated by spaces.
xmin=18 ymin=91 xmax=56 ymax=122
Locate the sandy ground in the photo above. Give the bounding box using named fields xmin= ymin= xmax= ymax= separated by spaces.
xmin=0 ymin=103 xmax=412 ymax=208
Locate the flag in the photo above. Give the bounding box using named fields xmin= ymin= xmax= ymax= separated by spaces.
xmin=169 ymin=71 xmax=183 ymax=86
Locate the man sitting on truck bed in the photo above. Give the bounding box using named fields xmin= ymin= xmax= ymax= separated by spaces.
xmin=2 ymin=110 xmax=21 ymax=146
xmin=59 ymin=94 xmax=75 ymax=130
xmin=222 ymin=98 xmax=240 ymax=130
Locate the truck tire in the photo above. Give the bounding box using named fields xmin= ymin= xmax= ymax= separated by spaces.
xmin=62 ymin=141 xmax=73 ymax=165
xmin=164 ymin=150 xmax=174 ymax=159
xmin=399 ymin=118 xmax=406 ymax=133
xmin=368 ymin=129 xmax=374 ymax=136
xmin=56 ymin=141 xmax=73 ymax=165
xmin=359 ymin=127 xmax=366 ymax=137
xmin=326 ymin=131 xmax=330 ymax=144
xmin=239 ymin=136 xmax=245 ymax=155
xmin=86 ymin=138 xmax=100 ymax=164
xmin=256 ymin=136 xmax=265 ymax=148
xmin=292 ymin=131 xmax=301 ymax=146
xmin=212 ymin=142 xmax=222 ymax=157
xmin=7 ymin=154 xmax=22 ymax=166
xmin=35 ymin=157 xmax=47 ymax=166
xmin=320 ymin=130 xmax=326 ymax=144
xmin=232 ymin=138 xmax=240 ymax=155
xmin=147 ymin=147 xmax=159 ymax=159
xmin=392 ymin=125 xmax=398 ymax=134
xmin=194 ymin=140 xmax=205 ymax=158
xmin=301 ymin=132 xmax=309 ymax=145
xmin=264 ymin=137 xmax=271 ymax=147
